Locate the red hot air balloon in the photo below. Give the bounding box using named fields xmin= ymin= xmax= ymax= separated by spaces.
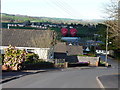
xmin=61 ymin=28 xmax=68 ymax=36
xmin=70 ymin=28 xmax=77 ymax=37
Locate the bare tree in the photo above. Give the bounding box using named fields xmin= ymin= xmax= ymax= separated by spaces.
xmin=103 ymin=0 xmax=119 ymax=19
xmin=103 ymin=0 xmax=120 ymax=49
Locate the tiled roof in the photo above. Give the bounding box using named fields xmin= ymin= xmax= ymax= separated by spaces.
xmin=54 ymin=42 xmax=67 ymax=53
xmin=66 ymin=45 xmax=83 ymax=55
xmin=2 ymin=29 xmax=54 ymax=48
xmin=54 ymin=42 xmax=83 ymax=55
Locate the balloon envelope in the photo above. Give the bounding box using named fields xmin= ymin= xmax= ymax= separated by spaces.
xmin=70 ymin=28 xmax=77 ymax=37
xmin=61 ymin=28 xmax=68 ymax=36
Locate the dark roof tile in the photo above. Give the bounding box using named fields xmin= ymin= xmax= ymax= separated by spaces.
xmin=2 ymin=29 xmax=54 ymax=48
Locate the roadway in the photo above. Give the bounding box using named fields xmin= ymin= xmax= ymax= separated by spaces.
xmin=2 ymin=55 xmax=119 ymax=88
xmin=2 ymin=68 xmax=118 ymax=88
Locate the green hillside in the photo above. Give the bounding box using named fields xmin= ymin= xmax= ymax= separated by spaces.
xmin=2 ymin=13 xmax=42 ymax=22
xmin=2 ymin=13 xmax=104 ymax=24
xmin=2 ymin=13 xmax=81 ymax=23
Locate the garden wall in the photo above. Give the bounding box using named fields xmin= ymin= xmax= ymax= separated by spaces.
xmin=77 ymin=56 xmax=100 ymax=66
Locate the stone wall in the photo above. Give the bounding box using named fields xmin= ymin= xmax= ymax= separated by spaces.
xmin=77 ymin=56 xmax=100 ymax=66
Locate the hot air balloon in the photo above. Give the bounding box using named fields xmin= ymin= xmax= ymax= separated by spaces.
xmin=61 ymin=28 xmax=68 ymax=36
xmin=70 ymin=28 xmax=77 ymax=37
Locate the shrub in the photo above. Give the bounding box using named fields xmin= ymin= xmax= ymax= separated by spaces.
xmin=78 ymin=54 xmax=96 ymax=57
xmin=0 ymin=54 xmax=3 ymax=64
xmin=55 ymin=63 xmax=64 ymax=68
xmin=26 ymin=53 xmax=39 ymax=62
xmin=3 ymin=45 xmax=27 ymax=68
xmin=100 ymin=61 xmax=106 ymax=64
xmin=22 ymin=60 xmax=54 ymax=70
xmin=24 ymin=59 xmax=44 ymax=64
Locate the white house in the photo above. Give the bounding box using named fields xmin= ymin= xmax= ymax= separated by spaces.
xmin=0 ymin=46 xmax=54 ymax=61
xmin=1 ymin=29 xmax=55 ymax=61
xmin=96 ymin=50 xmax=109 ymax=55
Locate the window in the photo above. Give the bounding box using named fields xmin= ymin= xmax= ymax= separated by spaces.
xmin=27 ymin=49 xmax=34 ymax=53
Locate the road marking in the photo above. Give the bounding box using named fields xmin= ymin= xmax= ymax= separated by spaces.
xmin=96 ymin=76 xmax=105 ymax=89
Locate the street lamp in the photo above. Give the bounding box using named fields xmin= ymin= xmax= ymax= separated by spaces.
xmin=102 ymin=23 xmax=114 ymax=63
xmin=105 ymin=26 xmax=108 ymax=62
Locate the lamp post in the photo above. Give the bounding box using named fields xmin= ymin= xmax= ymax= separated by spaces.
xmin=101 ymin=23 xmax=110 ymax=63
xmin=105 ymin=26 xmax=108 ymax=62
xmin=102 ymin=23 xmax=114 ymax=63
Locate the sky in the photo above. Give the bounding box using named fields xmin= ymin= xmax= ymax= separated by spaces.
xmin=1 ymin=0 xmax=111 ymax=20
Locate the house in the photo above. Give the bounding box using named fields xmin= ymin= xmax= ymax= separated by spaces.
xmin=95 ymin=49 xmax=109 ymax=55
xmin=1 ymin=29 xmax=55 ymax=61
xmin=54 ymin=42 xmax=83 ymax=63
xmin=54 ymin=42 xmax=67 ymax=59
xmin=66 ymin=45 xmax=83 ymax=56
xmin=61 ymin=37 xmax=80 ymax=43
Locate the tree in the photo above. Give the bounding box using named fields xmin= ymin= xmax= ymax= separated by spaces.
xmin=103 ymin=0 xmax=120 ymax=49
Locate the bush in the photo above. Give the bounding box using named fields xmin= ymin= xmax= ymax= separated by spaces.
xmin=22 ymin=60 xmax=54 ymax=70
xmin=3 ymin=45 xmax=27 ymax=67
xmin=0 ymin=54 xmax=3 ymax=64
xmin=68 ymin=62 xmax=89 ymax=67
xmin=99 ymin=61 xmax=106 ymax=66
xmin=24 ymin=59 xmax=44 ymax=64
xmin=114 ymin=49 xmax=120 ymax=60
xmin=55 ymin=63 xmax=64 ymax=68
xmin=26 ymin=53 xmax=39 ymax=62
xmin=2 ymin=45 xmax=54 ymax=70
xmin=78 ymin=54 xmax=96 ymax=57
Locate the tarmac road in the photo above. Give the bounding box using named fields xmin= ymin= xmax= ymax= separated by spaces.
xmin=1 ymin=55 xmax=119 ymax=88
xmin=2 ymin=67 xmax=118 ymax=88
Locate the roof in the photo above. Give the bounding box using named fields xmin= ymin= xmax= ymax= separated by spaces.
xmin=54 ymin=42 xmax=83 ymax=55
xmin=54 ymin=42 xmax=66 ymax=53
xmin=66 ymin=45 xmax=83 ymax=55
xmin=2 ymin=29 xmax=54 ymax=48
xmin=61 ymin=37 xmax=80 ymax=43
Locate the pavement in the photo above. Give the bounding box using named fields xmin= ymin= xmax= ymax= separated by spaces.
xmin=1 ymin=68 xmax=61 ymax=84
xmin=97 ymin=74 xmax=120 ymax=88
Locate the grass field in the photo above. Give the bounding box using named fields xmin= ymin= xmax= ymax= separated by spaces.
xmin=2 ymin=13 xmax=81 ymax=23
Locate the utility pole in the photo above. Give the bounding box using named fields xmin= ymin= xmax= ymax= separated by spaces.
xmin=102 ymin=22 xmax=115 ymax=62
xmin=105 ymin=26 xmax=108 ymax=62
xmin=94 ymin=34 xmax=98 ymax=54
